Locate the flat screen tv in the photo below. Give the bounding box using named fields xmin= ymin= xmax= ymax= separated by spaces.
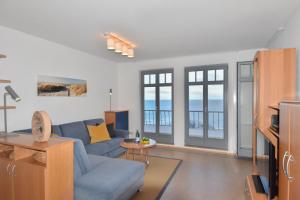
xmin=256 ymin=131 xmax=278 ymax=199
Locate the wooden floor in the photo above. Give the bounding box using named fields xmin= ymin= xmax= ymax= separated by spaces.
xmin=148 ymin=147 xmax=252 ymax=200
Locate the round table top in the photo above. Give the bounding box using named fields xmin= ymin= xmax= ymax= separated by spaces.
xmin=120 ymin=138 xmax=156 ymax=149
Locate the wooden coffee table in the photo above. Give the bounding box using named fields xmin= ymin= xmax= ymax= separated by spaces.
xmin=120 ymin=139 xmax=156 ymax=165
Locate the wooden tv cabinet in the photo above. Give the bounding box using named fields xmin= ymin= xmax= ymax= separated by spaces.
xmin=0 ymin=134 xmax=74 ymax=200
xmin=245 ymin=175 xmax=268 ymax=200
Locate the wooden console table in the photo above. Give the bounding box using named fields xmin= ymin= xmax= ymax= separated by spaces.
xmin=105 ymin=110 xmax=129 ymax=130
xmin=0 ymin=134 xmax=74 ymax=200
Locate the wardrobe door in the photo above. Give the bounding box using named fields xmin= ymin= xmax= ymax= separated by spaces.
xmin=289 ymin=104 xmax=300 ymax=199
xmin=279 ymin=103 xmax=290 ymax=200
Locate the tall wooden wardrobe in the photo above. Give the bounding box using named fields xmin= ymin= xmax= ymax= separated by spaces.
xmin=246 ymin=48 xmax=296 ymax=200
xmin=252 ymin=48 xmax=296 ymax=164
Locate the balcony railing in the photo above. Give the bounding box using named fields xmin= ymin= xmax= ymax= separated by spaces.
xmin=144 ymin=110 xmax=172 ymax=126
xmin=144 ymin=110 xmax=223 ymax=130
xmin=189 ymin=110 xmax=223 ymax=130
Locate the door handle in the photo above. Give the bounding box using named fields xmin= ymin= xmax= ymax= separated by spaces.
xmin=282 ymin=151 xmax=289 ymax=176
xmin=286 ymin=155 xmax=295 ymax=181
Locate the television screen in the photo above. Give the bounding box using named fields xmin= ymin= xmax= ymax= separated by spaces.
xmin=256 ymin=131 xmax=277 ymax=199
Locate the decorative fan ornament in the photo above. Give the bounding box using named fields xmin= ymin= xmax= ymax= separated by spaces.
xmin=32 ymin=111 xmax=51 ymax=142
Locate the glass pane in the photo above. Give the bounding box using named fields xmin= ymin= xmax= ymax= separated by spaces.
xmin=189 ymin=71 xmax=195 ymax=82
xmin=144 ymin=75 xmax=149 ymax=84
xmin=188 ymin=85 xmax=203 ymax=137
xmin=144 ymin=87 xmax=156 ymax=133
xmin=166 ymin=73 xmax=172 ymax=83
xmin=150 ymin=74 xmax=156 ymax=84
xmin=240 ymin=82 xmax=253 ymax=149
xmin=159 ymin=74 xmax=165 ymax=84
xmin=240 ymin=64 xmax=251 ymax=79
xmin=216 ymin=69 xmax=224 ymax=81
xmin=208 ymin=84 xmax=224 ymax=139
xmin=159 ymin=86 xmax=172 ymax=134
xmin=208 ymin=70 xmax=215 ymax=81
xmin=196 ymin=71 xmax=203 ymax=82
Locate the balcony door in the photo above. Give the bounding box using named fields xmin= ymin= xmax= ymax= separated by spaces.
xmin=185 ymin=64 xmax=228 ymax=150
xmin=141 ymin=69 xmax=174 ymax=144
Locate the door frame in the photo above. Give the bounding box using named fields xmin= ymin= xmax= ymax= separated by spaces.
xmin=237 ymin=61 xmax=254 ymax=157
xmin=184 ymin=64 xmax=228 ymax=150
xmin=140 ymin=68 xmax=174 ymax=144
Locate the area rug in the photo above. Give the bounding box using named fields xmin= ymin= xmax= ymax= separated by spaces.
xmin=128 ymin=156 xmax=182 ymax=200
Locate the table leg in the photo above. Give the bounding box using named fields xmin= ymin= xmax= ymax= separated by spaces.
xmin=132 ymin=149 xmax=135 ymax=160
xmin=145 ymin=149 xmax=150 ymax=165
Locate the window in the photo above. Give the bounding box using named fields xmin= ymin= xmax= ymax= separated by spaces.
xmin=185 ymin=65 xmax=228 ymax=150
xmin=141 ymin=69 xmax=174 ymax=144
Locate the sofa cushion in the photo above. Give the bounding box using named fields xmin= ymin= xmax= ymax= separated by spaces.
xmin=60 ymin=121 xmax=90 ymax=145
xmin=108 ymin=147 xmax=127 ymax=158
xmin=75 ymin=158 xmax=144 ymax=200
xmin=85 ymin=141 xmax=110 ymax=156
xmin=73 ymin=138 xmax=91 ymax=179
xmin=14 ymin=129 xmax=32 ymax=134
xmin=87 ymin=124 xmax=111 ymax=144
xmin=52 ymin=125 xmax=63 ymax=136
xmin=83 ymin=118 xmax=104 ymax=126
xmin=85 ymin=138 xmax=123 ymax=156
xmin=105 ymin=138 xmax=124 ymax=150
xmin=87 ymin=154 xmax=111 ymax=169
xmin=84 ymin=119 xmax=116 ymax=138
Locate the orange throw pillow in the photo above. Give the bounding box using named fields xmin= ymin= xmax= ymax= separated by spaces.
xmin=87 ymin=123 xmax=111 ymax=144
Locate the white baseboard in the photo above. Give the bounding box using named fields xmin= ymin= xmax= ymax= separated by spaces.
xmin=156 ymin=143 xmax=237 ymax=156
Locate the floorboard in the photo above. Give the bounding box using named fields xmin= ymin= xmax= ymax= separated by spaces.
xmin=148 ymin=147 xmax=251 ymax=200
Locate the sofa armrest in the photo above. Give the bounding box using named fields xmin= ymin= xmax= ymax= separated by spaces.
xmin=113 ymin=129 xmax=129 ymax=138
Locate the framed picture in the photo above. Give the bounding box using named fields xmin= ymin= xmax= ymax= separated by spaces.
xmin=37 ymin=75 xmax=87 ymax=96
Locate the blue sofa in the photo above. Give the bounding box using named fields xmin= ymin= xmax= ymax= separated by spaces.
xmin=16 ymin=118 xmax=128 ymax=158
xmin=73 ymin=138 xmax=144 ymax=200
xmin=16 ymin=120 xmax=145 ymax=200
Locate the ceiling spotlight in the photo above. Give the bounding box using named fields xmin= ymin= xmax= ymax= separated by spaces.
xmin=127 ymin=48 xmax=134 ymax=58
xmin=104 ymin=32 xmax=136 ymax=58
xmin=114 ymin=42 xmax=122 ymax=53
xmin=122 ymin=46 xmax=128 ymax=56
xmin=107 ymin=37 xmax=115 ymax=50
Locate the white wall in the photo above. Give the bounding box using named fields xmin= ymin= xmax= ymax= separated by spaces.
xmin=0 ymin=26 xmax=118 ymax=131
xmin=268 ymin=6 xmax=300 ymax=94
xmin=117 ymin=50 xmax=258 ymax=153
xmin=0 ymin=24 xmax=262 ymax=153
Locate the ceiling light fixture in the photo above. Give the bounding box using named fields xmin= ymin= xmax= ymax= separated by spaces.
xmin=104 ymin=32 xmax=136 ymax=58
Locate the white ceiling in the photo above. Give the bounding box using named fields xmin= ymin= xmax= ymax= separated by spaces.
xmin=0 ymin=0 xmax=299 ymax=62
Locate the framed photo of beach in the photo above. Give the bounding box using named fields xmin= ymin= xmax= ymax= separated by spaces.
xmin=37 ymin=75 xmax=87 ymax=97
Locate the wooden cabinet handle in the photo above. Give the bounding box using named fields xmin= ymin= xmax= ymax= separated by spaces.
xmin=287 ymin=155 xmax=295 ymax=181
xmin=282 ymin=151 xmax=289 ymax=176
xmin=11 ymin=164 xmax=16 ymax=177
xmin=6 ymin=162 xmax=12 ymax=173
